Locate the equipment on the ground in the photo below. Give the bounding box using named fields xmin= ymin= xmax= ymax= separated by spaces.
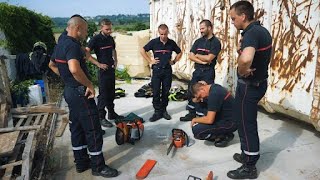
xmin=115 ymin=118 xmax=144 ymax=145
xmin=136 ymin=159 xmax=157 ymax=179
xmin=187 ymin=171 xmax=213 ymax=180
xmin=167 ymin=128 xmax=189 ymax=155
xmin=115 ymin=88 xmax=125 ymax=99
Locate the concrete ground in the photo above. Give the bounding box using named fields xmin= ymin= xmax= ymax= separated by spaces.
xmin=52 ymin=79 xmax=320 ymax=180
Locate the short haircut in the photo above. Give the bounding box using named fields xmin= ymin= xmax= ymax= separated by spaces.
xmin=100 ymin=18 xmax=112 ymax=26
xmin=67 ymin=17 xmax=87 ymax=28
xmin=200 ymin=19 xmax=213 ymax=28
xmin=70 ymin=14 xmax=86 ymax=21
xmin=158 ymin=24 xmax=169 ymax=30
xmin=191 ymin=83 xmax=205 ymax=96
xmin=230 ymin=1 xmax=254 ymax=21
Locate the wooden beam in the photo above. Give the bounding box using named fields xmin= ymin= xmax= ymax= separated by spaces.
xmin=0 ymin=160 xmax=23 ymax=169
xmin=11 ymin=105 xmax=66 ymax=115
xmin=0 ymin=125 xmax=41 ymax=133
xmin=0 ymin=57 xmax=12 ymax=105
xmin=20 ymin=130 xmax=36 ymax=180
xmin=0 ymin=103 xmax=8 ymax=128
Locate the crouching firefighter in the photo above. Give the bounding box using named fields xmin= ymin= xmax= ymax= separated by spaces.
xmin=49 ymin=16 xmax=118 ymax=178
xmin=190 ymin=82 xmax=237 ymax=147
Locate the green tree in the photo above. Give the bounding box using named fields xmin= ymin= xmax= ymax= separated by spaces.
xmin=87 ymin=21 xmax=97 ymax=38
xmin=0 ymin=3 xmax=55 ymax=54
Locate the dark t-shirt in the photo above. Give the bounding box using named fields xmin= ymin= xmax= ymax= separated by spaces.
xmin=52 ymin=36 xmax=88 ymax=87
xmin=190 ymin=36 xmax=221 ymax=69
xmin=207 ymin=84 xmax=234 ymax=123
xmin=240 ymin=21 xmax=272 ymax=81
xmin=143 ymin=37 xmax=181 ymax=67
xmin=87 ymin=32 xmax=115 ymax=66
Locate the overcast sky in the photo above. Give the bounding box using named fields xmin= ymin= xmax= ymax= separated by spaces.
xmin=0 ymin=0 xmax=150 ymax=17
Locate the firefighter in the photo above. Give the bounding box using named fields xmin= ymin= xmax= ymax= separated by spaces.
xmin=140 ymin=24 xmax=182 ymax=122
xmin=227 ymin=1 xmax=272 ymax=179
xmin=48 ymin=16 xmax=118 ymax=178
xmin=190 ymin=82 xmax=237 ymax=147
xmin=180 ymin=19 xmax=221 ymax=122
xmin=86 ymin=19 xmax=124 ymax=128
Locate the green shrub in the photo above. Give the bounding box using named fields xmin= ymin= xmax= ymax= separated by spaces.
xmin=86 ymin=61 xmax=99 ymax=87
xmin=0 ymin=3 xmax=56 ymax=54
xmin=115 ymin=67 xmax=131 ymax=83
xmin=10 ymin=79 xmax=34 ymax=106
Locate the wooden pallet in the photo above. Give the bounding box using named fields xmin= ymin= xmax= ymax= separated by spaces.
xmin=0 ymin=113 xmax=49 ymax=179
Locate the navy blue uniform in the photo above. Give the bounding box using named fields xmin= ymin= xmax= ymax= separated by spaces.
xmin=192 ymin=84 xmax=237 ymax=139
xmin=88 ymin=33 xmax=116 ymax=119
xmin=235 ymin=21 xmax=272 ymax=166
xmin=143 ymin=37 xmax=181 ymax=112
xmin=52 ymin=36 xmax=105 ymax=171
xmin=188 ymin=36 xmax=221 ymax=115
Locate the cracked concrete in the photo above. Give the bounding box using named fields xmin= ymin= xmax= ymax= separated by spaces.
xmin=51 ymin=80 xmax=320 ymax=180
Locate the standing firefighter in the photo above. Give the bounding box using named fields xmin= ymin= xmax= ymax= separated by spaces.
xmin=140 ymin=24 xmax=182 ymax=122
xmin=86 ymin=19 xmax=124 ymax=128
xmin=180 ymin=19 xmax=221 ymax=122
xmin=49 ymin=16 xmax=118 ymax=178
xmin=227 ymin=1 xmax=272 ymax=179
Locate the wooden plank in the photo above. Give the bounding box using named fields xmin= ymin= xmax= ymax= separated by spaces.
xmin=15 ymin=118 xmax=25 ymax=127
xmin=11 ymin=106 xmax=66 ymax=115
xmin=33 ymin=114 xmax=42 ymax=125
xmin=24 ymin=115 xmax=34 ymax=126
xmin=0 ymin=58 xmax=12 ymax=105
xmin=0 ymin=103 xmax=8 ymax=128
xmin=40 ymin=113 xmax=49 ymax=129
xmin=55 ymin=116 xmax=69 ymax=137
xmin=0 ymin=131 xmax=20 ymax=156
xmin=0 ymin=125 xmax=41 ymax=133
xmin=20 ymin=131 xmax=36 ymax=180
xmin=0 ymin=160 xmax=23 ymax=169
xmin=12 ymin=114 xmax=28 ymax=119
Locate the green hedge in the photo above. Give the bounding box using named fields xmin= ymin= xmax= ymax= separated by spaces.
xmin=0 ymin=3 xmax=55 ymax=54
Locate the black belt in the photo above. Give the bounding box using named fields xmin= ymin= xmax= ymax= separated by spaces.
xmin=238 ymin=79 xmax=267 ymax=87
xmin=195 ymin=67 xmax=212 ymax=71
xmin=152 ymin=64 xmax=171 ymax=69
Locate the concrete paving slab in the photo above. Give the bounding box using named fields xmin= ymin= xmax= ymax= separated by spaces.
xmin=51 ymin=80 xmax=320 ymax=180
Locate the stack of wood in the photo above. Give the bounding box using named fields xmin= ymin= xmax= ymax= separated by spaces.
xmin=0 ymin=104 xmax=66 ymax=179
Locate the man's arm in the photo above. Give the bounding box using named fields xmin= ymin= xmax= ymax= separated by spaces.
xmin=68 ymin=59 xmax=95 ymax=98
xmin=189 ymin=52 xmax=207 ymax=64
xmin=191 ymin=111 xmax=216 ymax=126
xmin=237 ymin=47 xmax=255 ymax=77
xmin=170 ymin=52 xmax=182 ymax=65
xmin=113 ymin=49 xmax=118 ymax=68
xmin=140 ymin=47 xmax=159 ymax=65
xmin=48 ymin=61 xmax=60 ymax=76
xmin=85 ymin=47 xmax=107 ymax=70
xmin=195 ymin=54 xmax=216 ymax=63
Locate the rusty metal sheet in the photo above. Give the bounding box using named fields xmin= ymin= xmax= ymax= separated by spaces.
xmin=150 ymin=0 xmax=320 ymax=131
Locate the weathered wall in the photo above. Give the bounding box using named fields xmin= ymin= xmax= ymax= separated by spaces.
xmin=150 ymin=0 xmax=320 ymax=130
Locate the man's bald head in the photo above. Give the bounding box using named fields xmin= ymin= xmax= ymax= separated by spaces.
xmin=67 ymin=17 xmax=87 ymax=28
xmin=67 ymin=17 xmax=88 ymax=41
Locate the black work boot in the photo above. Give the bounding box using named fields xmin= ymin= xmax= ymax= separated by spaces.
xmin=162 ymin=110 xmax=172 ymax=120
xmin=149 ymin=112 xmax=162 ymax=122
xmin=76 ymin=159 xmax=91 ymax=173
xmin=227 ymin=165 xmax=258 ymax=179
xmin=108 ymin=110 xmax=124 ymax=120
xmin=233 ymin=153 xmax=245 ymax=164
xmin=180 ymin=112 xmax=196 ymax=121
xmin=214 ymin=133 xmax=234 ymax=147
xmin=100 ymin=118 xmax=113 ymax=128
xmin=92 ymin=165 xmax=119 ymax=178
